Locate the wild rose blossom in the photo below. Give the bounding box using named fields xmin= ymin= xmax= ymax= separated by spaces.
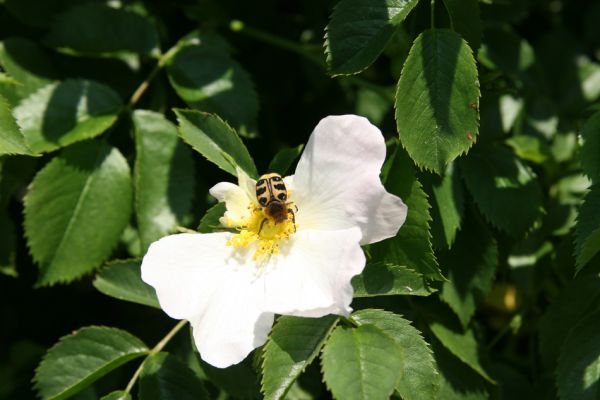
xmin=141 ymin=115 xmax=407 ymax=368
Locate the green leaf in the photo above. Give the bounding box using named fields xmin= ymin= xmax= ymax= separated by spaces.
xmin=325 ymin=0 xmax=420 ymax=75
xmin=321 ymin=324 xmax=403 ymax=400
xmin=133 ymin=110 xmax=194 ymax=252
xmin=100 ymin=391 xmax=131 ymax=400
xmin=461 ymin=144 xmax=543 ymax=236
xmin=477 ymin=26 xmax=534 ymax=82
xmin=421 ymin=162 xmax=464 ymax=249
xmin=24 ymin=141 xmax=132 ymax=285
xmin=0 ymin=94 xmax=30 ymax=155
xmin=371 ymin=147 xmax=443 ymax=281
xmin=575 ymin=185 xmax=600 ymax=272
xmin=199 ymin=351 xmax=261 ymax=399
xmin=396 ymin=29 xmax=480 ymax=173
xmin=581 ymin=111 xmax=600 ymax=182
xmin=0 ymin=37 xmax=58 ymax=102
xmin=538 ymin=274 xmax=600 ymax=369
xmin=505 ymin=135 xmax=552 ymax=164
xmin=167 ymin=36 xmax=258 ymax=136
xmin=45 ymin=4 xmax=159 ymax=57
xmin=175 ymin=109 xmax=258 ymax=178
xmin=557 ymin=310 xmax=600 ymax=400
xmin=93 ymin=260 xmax=159 ymax=309
xmin=14 ymin=79 xmax=123 ymax=154
xmin=0 ymin=211 xmax=17 ymax=277
xmin=439 ymin=213 xmax=498 ymax=328
xmin=352 ymin=262 xmax=435 ymax=297
xmin=34 ymin=326 xmax=148 ymax=400
xmin=267 ymin=144 xmax=304 ymax=176
xmin=139 ymin=352 xmax=209 ymax=400
xmin=262 ymin=315 xmax=338 ymax=400
xmin=422 ymin=301 xmax=494 ymax=383
xmin=441 ymin=0 xmax=482 ymax=50
xmin=197 ymin=203 xmax=227 ymax=233
xmin=352 ymin=310 xmax=439 ymax=400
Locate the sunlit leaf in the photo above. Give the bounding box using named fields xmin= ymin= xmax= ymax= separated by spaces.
xmin=352 ymin=262 xmax=435 ymax=297
xmin=396 ymin=29 xmax=480 ymax=173
xmin=34 ymin=327 xmax=148 ymax=400
xmin=93 ymin=260 xmax=159 ymax=309
xmin=100 ymin=391 xmax=131 ymax=400
xmin=0 ymin=94 xmax=29 ymax=155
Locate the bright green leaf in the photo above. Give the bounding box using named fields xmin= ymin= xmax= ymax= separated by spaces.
xmin=167 ymin=36 xmax=258 ymax=136
xmin=505 ymin=135 xmax=551 ymax=164
xmin=440 ymin=213 xmax=498 ymax=328
xmin=34 ymin=326 xmax=148 ymax=400
xmin=139 ymin=352 xmax=209 ymax=400
xmin=268 ymin=144 xmax=304 ymax=176
xmin=0 ymin=37 xmax=58 ymax=102
xmin=581 ymin=111 xmax=600 ymax=182
xmin=93 ymin=260 xmax=159 ymax=309
xmin=325 ymin=0 xmax=420 ymax=75
xmin=441 ymin=0 xmax=482 ymax=50
xmin=461 ymin=144 xmax=543 ymax=236
xmin=371 ymin=147 xmax=443 ymax=281
xmin=24 ymin=141 xmax=132 ymax=285
xmin=352 ymin=309 xmax=439 ymax=400
xmin=557 ymin=310 xmax=600 ymax=400
xmin=262 ymin=315 xmax=338 ymax=400
xmin=0 ymin=211 xmax=17 ymax=277
xmin=133 ymin=110 xmax=194 ymax=252
xmin=45 ymin=3 xmax=160 ymax=57
xmin=175 ymin=109 xmax=258 ymax=178
xmin=0 ymin=94 xmax=29 ymax=155
xmin=100 ymin=391 xmax=131 ymax=400
xmin=197 ymin=203 xmax=227 ymax=233
xmin=396 ymin=29 xmax=480 ymax=173
xmin=575 ymin=185 xmax=600 ymax=272
xmin=322 ymin=324 xmax=403 ymax=400
xmin=14 ymin=79 xmax=123 ymax=154
xmin=352 ymin=262 xmax=435 ymax=297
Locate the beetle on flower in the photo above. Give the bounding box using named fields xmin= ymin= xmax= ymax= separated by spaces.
xmin=141 ymin=115 xmax=408 ymax=368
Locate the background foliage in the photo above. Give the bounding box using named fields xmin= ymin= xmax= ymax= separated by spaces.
xmin=1 ymin=0 xmax=600 ymax=399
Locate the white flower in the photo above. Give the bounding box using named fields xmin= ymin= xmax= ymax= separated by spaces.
xmin=141 ymin=115 xmax=407 ymax=368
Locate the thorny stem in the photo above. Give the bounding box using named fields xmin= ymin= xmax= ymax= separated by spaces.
xmin=230 ymin=20 xmax=395 ymax=102
xmin=124 ymin=320 xmax=188 ymax=393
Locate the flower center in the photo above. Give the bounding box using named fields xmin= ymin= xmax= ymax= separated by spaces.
xmin=225 ymin=205 xmax=296 ymax=260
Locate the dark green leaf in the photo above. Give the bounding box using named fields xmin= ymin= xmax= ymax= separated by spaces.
xmin=93 ymin=260 xmax=159 ymax=309
xmin=441 ymin=0 xmax=482 ymax=50
xmin=325 ymin=0 xmax=420 ymax=75
xmin=557 ymin=310 xmax=600 ymax=400
xmin=45 ymin=3 xmax=160 ymax=57
xmin=199 ymin=350 xmax=261 ymax=399
xmin=0 ymin=38 xmax=58 ymax=102
xmin=461 ymin=144 xmax=543 ymax=236
xmin=197 ymin=203 xmax=227 ymax=233
xmin=175 ymin=109 xmax=258 ymax=178
xmin=34 ymin=327 xmax=148 ymax=400
xmin=167 ymin=36 xmax=258 ymax=136
xmin=139 ymin=352 xmax=209 ymax=400
xmin=477 ymin=26 xmax=534 ymax=82
xmin=440 ymin=213 xmax=498 ymax=327
xmin=575 ymin=185 xmax=600 ymax=272
xmin=100 ymin=391 xmax=131 ymax=400
xmin=322 ymin=324 xmax=403 ymax=400
xmin=0 ymin=94 xmax=29 ymax=155
xmin=133 ymin=110 xmax=194 ymax=252
xmin=371 ymin=147 xmax=443 ymax=281
xmin=352 ymin=310 xmax=439 ymax=400
xmin=396 ymin=29 xmax=480 ymax=173
xmin=352 ymin=262 xmax=435 ymax=297
xmin=14 ymin=79 xmax=123 ymax=154
xmin=581 ymin=111 xmax=600 ymax=182
xmin=0 ymin=211 xmax=18 ymax=277
xmin=267 ymin=144 xmax=304 ymax=176
xmin=262 ymin=315 xmax=338 ymax=400
xmin=24 ymin=141 xmax=132 ymax=285
xmin=538 ymin=274 xmax=600 ymax=369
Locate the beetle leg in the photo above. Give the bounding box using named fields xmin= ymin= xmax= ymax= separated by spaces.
xmin=258 ymin=218 xmax=268 ymax=235
xmin=288 ymin=208 xmax=296 ymax=232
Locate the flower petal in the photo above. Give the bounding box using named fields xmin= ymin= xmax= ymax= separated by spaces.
xmin=209 ymin=182 xmax=251 ymax=226
xmin=259 ymin=227 xmax=364 ymax=317
xmin=293 ymin=115 xmax=407 ymax=244
xmin=141 ymin=233 xmax=274 ymax=368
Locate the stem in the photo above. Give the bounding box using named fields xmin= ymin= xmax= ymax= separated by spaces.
xmin=430 ymin=0 xmax=436 ymax=29
xmin=125 ymin=320 xmax=188 ymax=393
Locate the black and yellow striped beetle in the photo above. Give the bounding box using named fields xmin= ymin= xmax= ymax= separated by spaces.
xmin=255 ymin=173 xmax=296 ymax=234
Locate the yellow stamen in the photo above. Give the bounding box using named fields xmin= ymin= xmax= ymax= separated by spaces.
xmin=225 ymin=205 xmax=296 ymax=260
